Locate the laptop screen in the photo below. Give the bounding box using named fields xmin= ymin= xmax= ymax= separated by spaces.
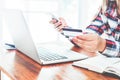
xmin=4 ymin=9 xmax=41 ymax=63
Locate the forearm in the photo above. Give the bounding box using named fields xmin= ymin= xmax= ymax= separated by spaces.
xmin=86 ymin=27 xmax=120 ymax=57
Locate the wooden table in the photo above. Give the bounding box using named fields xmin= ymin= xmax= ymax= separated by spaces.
xmin=0 ymin=46 xmax=119 ymax=80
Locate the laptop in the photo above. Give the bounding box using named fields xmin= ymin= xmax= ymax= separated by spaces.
xmin=4 ymin=9 xmax=88 ymax=65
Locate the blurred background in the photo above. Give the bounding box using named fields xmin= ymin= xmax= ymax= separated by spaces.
xmin=0 ymin=0 xmax=102 ymax=44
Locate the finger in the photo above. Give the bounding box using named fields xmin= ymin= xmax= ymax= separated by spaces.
xmin=72 ymin=37 xmax=97 ymax=52
xmin=54 ymin=22 xmax=62 ymax=28
xmin=76 ymin=33 xmax=97 ymax=41
xmin=72 ymin=37 xmax=93 ymax=46
xmin=72 ymin=40 xmax=87 ymax=49
xmin=49 ymin=18 xmax=58 ymax=24
xmin=59 ymin=17 xmax=68 ymax=27
xmin=56 ymin=25 xmax=65 ymax=32
xmin=76 ymin=44 xmax=96 ymax=52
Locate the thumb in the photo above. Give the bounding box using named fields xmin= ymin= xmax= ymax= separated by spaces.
xmin=59 ymin=17 xmax=68 ymax=26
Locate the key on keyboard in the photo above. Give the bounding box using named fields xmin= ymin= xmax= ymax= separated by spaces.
xmin=38 ymin=48 xmax=68 ymax=61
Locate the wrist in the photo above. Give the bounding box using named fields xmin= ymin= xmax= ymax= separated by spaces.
xmin=98 ymin=38 xmax=106 ymax=53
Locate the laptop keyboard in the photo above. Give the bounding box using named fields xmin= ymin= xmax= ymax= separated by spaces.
xmin=38 ymin=48 xmax=68 ymax=61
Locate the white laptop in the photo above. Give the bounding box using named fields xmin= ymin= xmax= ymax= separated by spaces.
xmin=4 ymin=9 xmax=88 ymax=65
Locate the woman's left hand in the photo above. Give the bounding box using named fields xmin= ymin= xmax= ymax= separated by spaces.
xmin=72 ymin=33 xmax=106 ymax=52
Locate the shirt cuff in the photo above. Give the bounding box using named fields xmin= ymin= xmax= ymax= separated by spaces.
xmin=101 ymin=39 xmax=119 ymax=57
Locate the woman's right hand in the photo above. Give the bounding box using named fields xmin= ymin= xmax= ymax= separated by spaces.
xmin=50 ymin=17 xmax=68 ymax=32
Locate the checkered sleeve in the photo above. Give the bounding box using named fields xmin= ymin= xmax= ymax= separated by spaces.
xmin=85 ymin=0 xmax=120 ymax=57
xmin=101 ymin=0 xmax=120 ymax=56
xmin=86 ymin=12 xmax=106 ymax=35
xmin=102 ymin=39 xmax=120 ymax=57
xmin=86 ymin=16 xmax=120 ymax=57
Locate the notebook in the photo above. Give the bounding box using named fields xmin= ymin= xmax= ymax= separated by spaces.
xmin=4 ymin=9 xmax=88 ymax=65
xmin=72 ymin=54 xmax=120 ymax=77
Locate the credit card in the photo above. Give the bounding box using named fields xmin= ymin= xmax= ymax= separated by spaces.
xmin=62 ymin=28 xmax=82 ymax=38
xmin=62 ymin=28 xmax=83 ymax=47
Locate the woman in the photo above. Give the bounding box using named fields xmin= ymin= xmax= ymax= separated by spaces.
xmin=50 ymin=0 xmax=120 ymax=57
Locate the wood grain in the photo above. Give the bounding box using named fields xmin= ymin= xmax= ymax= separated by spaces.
xmin=0 ymin=47 xmax=119 ymax=80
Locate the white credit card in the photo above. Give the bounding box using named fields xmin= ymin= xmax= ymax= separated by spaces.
xmin=62 ymin=28 xmax=82 ymax=37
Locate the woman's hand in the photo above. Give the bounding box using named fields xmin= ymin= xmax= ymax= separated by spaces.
xmin=72 ymin=33 xmax=106 ymax=53
xmin=50 ymin=17 xmax=68 ymax=32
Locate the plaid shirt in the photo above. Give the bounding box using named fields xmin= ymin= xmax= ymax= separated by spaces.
xmin=86 ymin=0 xmax=120 ymax=57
